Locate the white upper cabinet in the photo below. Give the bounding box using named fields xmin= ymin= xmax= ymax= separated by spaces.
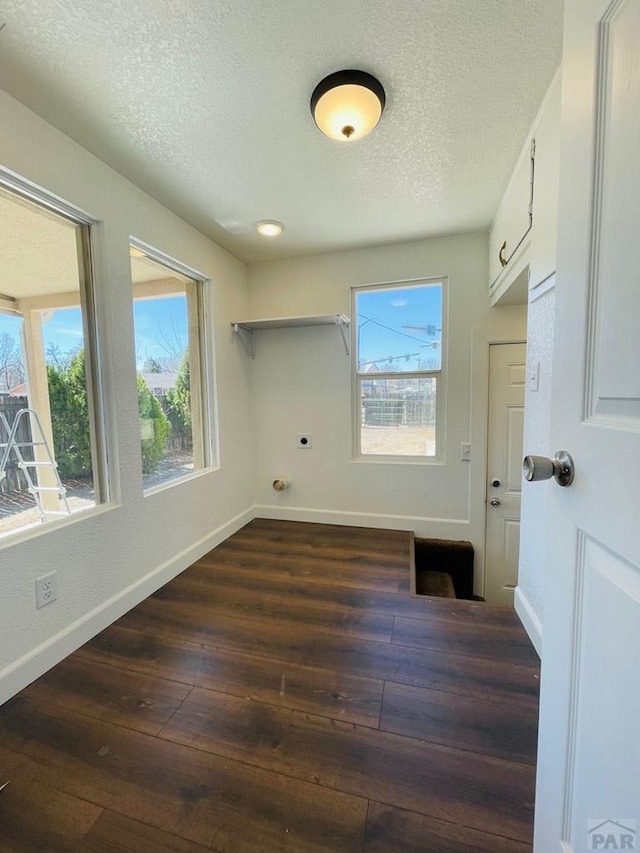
xmin=529 ymin=73 xmax=561 ymax=291
xmin=489 ymin=139 xmax=534 ymax=294
xmin=489 ymin=69 xmax=561 ymax=305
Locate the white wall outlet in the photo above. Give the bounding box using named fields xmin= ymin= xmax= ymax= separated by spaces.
xmin=297 ymin=434 xmax=312 ymax=449
xmin=460 ymin=442 xmax=471 ymax=461
xmin=35 ymin=571 xmax=58 ymax=609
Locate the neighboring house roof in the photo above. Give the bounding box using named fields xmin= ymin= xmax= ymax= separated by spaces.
xmin=141 ymin=372 xmax=178 ymax=392
xmin=360 ymin=363 xmax=381 ymax=374
xmin=7 ymin=383 xmax=27 ymax=397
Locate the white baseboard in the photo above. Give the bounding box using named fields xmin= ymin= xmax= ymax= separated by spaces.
xmin=253 ymin=503 xmax=470 ymax=539
xmin=514 ymin=586 xmax=542 ymax=658
xmin=0 ymin=506 xmax=254 ymax=706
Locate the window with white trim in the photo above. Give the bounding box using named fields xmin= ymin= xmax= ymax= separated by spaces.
xmin=129 ymin=243 xmax=214 ymax=491
xmin=353 ymin=279 xmax=445 ymax=459
xmin=0 ymin=177 xmax=108 ymax=540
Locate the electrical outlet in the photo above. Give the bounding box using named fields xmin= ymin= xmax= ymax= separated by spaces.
xmin=35 ymin=571 xmax=58 ymax=609
xmin=297 ymin=434 xmax=312 ymax=449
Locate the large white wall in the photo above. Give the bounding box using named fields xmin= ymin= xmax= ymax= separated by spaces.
xmin=0 ymin=91 xmax=255 ymax=704
xmin=247 ymin=234 xmax=527 ymax=595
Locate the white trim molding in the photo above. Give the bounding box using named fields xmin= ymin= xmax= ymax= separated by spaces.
xmin=514 ymin=585 xmax=542 ymax=657
xmin=254 ymin=503 xmax=470 ymax=540
xmin=529 ymin=271 xmax=556 ymax=302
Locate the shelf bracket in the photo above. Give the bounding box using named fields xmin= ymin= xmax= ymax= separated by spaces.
xmin=231 ymin=314 xmax=350 ymax=358
xmin=232 ymin=323 xmax=255 ymax=358
xmin=335 ymin=316 xmax=350 ymax=356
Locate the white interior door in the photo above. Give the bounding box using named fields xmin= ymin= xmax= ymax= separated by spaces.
xmin=534 ymin=1 xmax=640 ymax=850
xmin=484 ymin=342 xmax=526 ymax=605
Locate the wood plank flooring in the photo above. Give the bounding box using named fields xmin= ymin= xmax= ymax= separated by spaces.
xmin=0 ymin=518 xmax=540 ymax=852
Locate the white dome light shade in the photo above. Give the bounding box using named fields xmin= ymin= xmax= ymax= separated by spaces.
xmin=311 ymin=70 xmax=386 ymax=142
xmin=256 ymin=220 xmax=284 ymax=237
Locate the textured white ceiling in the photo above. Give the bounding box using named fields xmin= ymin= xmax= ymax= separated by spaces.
xmin=0 ymin=0 xmax=563 ymax=263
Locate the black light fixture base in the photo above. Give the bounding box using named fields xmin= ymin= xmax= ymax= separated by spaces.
xmin=310 ymin=69 xmax=386 ymax=117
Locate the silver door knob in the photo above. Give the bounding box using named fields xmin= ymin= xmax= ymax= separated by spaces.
xmin=523 ymin=451 xmax=575 ymax=487
xmin=490 ymin=498 xmax=501 ymax=507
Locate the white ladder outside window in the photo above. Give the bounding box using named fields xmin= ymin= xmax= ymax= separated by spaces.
xmin=0 ymin=408 xmax=71 ymax=523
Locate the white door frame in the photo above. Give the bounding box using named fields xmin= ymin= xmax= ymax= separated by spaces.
xmin=484 ymin=341 xmax=527 ymax=605
xmin=469 ymin=330 xmax=527 ymax=600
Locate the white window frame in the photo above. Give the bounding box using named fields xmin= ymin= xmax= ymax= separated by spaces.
xmin=0 ymin=167 xmax=110 ymax=507
xmin=129 ymin=237 xmax=218 ymax=494
xmin=351 ymin=277 xmax=447 ymax=463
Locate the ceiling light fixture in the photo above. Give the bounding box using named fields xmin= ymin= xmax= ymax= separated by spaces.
xmin=310 ymin=69 xmax=386 ymax=142
xmin=256 ymin=220 xmax=284 ymax=237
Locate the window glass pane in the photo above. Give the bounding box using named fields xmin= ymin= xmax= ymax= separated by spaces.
xmin=356 ymin=283 xmax=442 ymax=373
xmin=359 ymin=376 xmax=436 ymax=457
xmin=130 ymin=248 xmax=206 ymax=491
xmin=0 ymin=184 xmax=104 ymax=540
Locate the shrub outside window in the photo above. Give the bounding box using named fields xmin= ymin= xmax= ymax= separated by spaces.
xmin=353 ymin=279 xmax=445 ymax=459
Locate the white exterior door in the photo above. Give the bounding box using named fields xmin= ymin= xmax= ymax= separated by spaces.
xmin=484 ymin=342 xmax=526 ymax=605
xmin=534 ymin=0 xmax=640 ymax=850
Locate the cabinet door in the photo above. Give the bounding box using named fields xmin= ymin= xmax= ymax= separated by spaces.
xmin=489 ymin=141 xmax=534 ymax=287
xmin=529 ymin=74 xmax=561 ymax=291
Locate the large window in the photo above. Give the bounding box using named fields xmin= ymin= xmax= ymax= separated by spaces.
xmin=130 ymin=243 xmax=212 ymax=491
xmin=354 ymin=279 xmax=445 ymax=459
xmin=0 ymin=179 xmax=107 ymax=539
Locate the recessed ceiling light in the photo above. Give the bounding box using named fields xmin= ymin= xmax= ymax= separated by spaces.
xmin=256 ymin=220 xmax=284 ymax=237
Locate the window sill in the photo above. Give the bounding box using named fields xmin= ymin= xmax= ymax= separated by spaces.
xmin=0 ymin=500 xmax=119 ymax=552
xmin=142 ymin=464 xmax=221 ymax=497
xmin=351 ymin=455 xmax=445 ymax=467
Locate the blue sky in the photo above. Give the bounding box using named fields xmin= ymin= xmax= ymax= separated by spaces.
xmin=0 ymin=296 xmax=187 ymax=370
xmin=42 ymin=307 xmax=85 ymax=356
xmin=0 ymin=307 xmax=87 ymax=359
xmin=1 ymin=286 xmax=438 ymax=373
xmin=356 ymin=283 xmax=442 ymax=371
xmin=0 ymin=307 xmax=87 ymax=365
xmin=0 ymin=312 xmax=22 ymax=343
xmin=0 ymin=308 xmax=87 ymax=354
xmin=132 ymin=294 xmax=187 ymax=368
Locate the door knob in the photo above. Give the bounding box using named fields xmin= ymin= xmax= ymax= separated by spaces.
xmin=490 ymin=498 xmax=501 ymax=507
xmin=523 ymin=451 xmax=575 ymax=487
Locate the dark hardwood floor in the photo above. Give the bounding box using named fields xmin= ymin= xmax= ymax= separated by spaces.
xmin=0 ymin=519 xmax=540 ymax=852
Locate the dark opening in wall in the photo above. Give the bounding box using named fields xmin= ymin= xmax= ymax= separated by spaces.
xmin=412 ymin=538 xmax=475 ymax=600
